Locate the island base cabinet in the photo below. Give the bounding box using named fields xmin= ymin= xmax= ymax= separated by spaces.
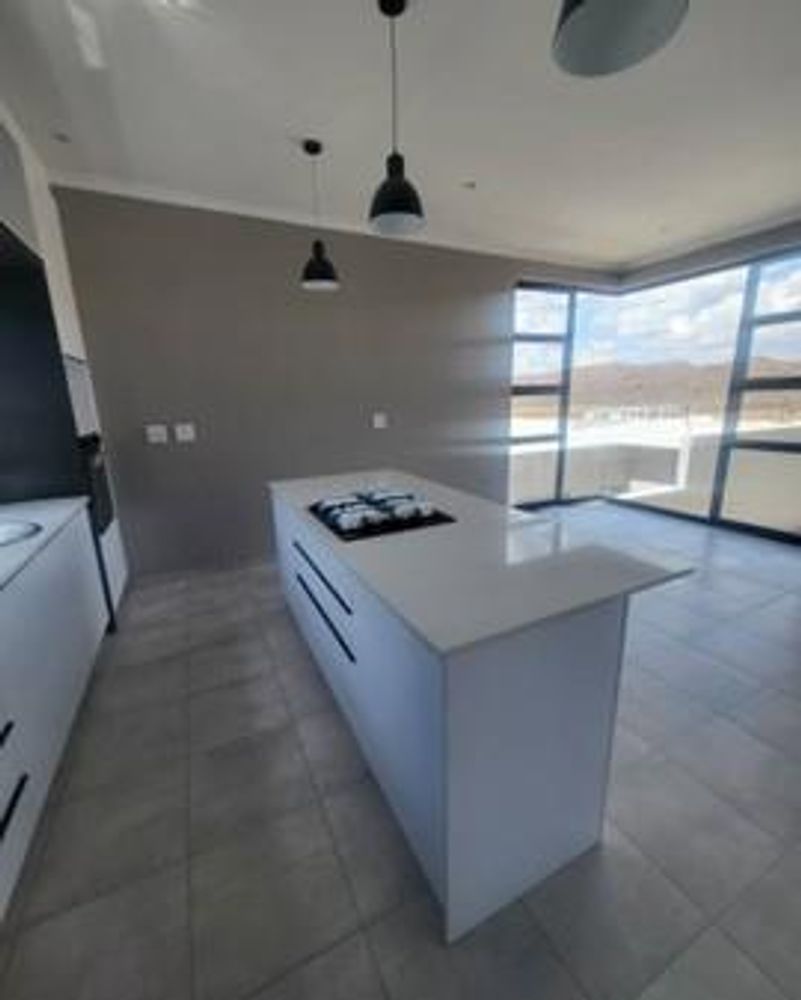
xmin=444 ymin=598 xmax=627 ymax=941
xmin=272 ymin=499 xmax=630 ymax=942
xmin=0 ymin=510 xmax=106 ymax=917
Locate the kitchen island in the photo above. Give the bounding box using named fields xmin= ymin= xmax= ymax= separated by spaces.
xmin=269 ymin=470 xmax=691 ymax=941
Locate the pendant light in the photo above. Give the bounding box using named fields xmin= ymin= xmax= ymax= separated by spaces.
xmin=553 ymin=0 xmax=688 ymax=77
xmin=300 ymin=138 xmax=340 ymax=291
xmin=369 ymin=0 xmax=424 ymax=236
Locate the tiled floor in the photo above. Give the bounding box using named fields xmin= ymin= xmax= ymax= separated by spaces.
xmin=1 ymin=501 xmax=800 ymax=1000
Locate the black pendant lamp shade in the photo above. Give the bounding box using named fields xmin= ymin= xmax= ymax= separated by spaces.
xmin=299 ymin=138 xmax=340 ymax=291
xmin=553 ymin=0 xmax=689 ymax=77
xmin=369 ymin=0 xmax=424 ymax=235
xmin=301 ymin=239 xmax=339 ymax=291
xmin=369 ymin=152 xmax=424 ymax=236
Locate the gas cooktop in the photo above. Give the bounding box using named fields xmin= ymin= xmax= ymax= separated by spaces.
xmin=309 ymin=488 xmax=455 ymax=541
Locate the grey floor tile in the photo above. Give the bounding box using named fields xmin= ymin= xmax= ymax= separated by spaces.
xmin=187 ymin=604 xmax=264 ymax=646
xmin=189 ymin=675 xmax=290 ymax=752
xmin=688 ymin=624 xmax=801 ymax=698
xmin=253 ymin=933 xmax=385 ymax=1000
xmin=626 ymin=632 xmax=761 ymax=714
xmin=637 ymin=928 xmax=786 ymax=1000
xmin=89 ymin=652 xmax=188 ymax=713
xmin=3 ymin=867 xmax=190 ymax=1000
xmin=102 ymin=620 xmax=191 ymax=669
xmin=265 ymin=610 xmax=312 ymax=669
xmin=616 ymin=670 xmax=717 ymax=750
xmin=278 ymin=657 xmax=337 ymax=719
xmin=191 ymin=807 xmax=358 ymax=1000
xmin=188 ymin=631 xmax=274 ymax=694
xmin=722 ymin=846 xmax=801 ymax=1000
xmin=370 ymin=895 xmax=585 ymax=1000
xmin=23 ymin=758 xmax=188 ymax=923
xmin=610 ymin=724 xmax=653 ymax=778
xmin=324 ymin=779 xmax=426 ymax=923
xmin=190 ymin=727 xmax=316 ymax=852
xmin=608 ymin=756 xmax=780 ymax=915
xmin=731 ymin=689 xmax=801 ymax=763
xmin=744 ymin=593 xmax=801 ymax=650
xmin=61 ymin=701 xmax=188 ymax=799
xmin=525 ymin=824 xmax=704 ymax=1000
xmin=665 ymin=717 xmax=801 ymax=841
xmin=297 ymin=709 xmax=368 ymax=794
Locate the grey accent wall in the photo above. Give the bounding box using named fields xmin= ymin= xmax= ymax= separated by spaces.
xmin=55 ymin=188 xmax=608 ymax=577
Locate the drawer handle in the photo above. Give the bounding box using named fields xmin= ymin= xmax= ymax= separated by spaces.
xmin=292 ymin=541 xmax=353 ymax=615
xmin=296 ymin=573 xmax=356 ymax=663
xmin=0 ymin=721 xmax=14 ymax=749
xmin=0 ymin=774 xmax=29 ymax=842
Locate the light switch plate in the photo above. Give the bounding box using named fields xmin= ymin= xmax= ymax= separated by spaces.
xmin=145 ymin=423 xmax=169 ymax=445
xmin=372 ymin=411 xmax=389 ymax=430
xmin=174 ymin=422 xmax=197 ymax=444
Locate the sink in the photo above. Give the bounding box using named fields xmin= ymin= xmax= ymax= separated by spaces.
xmin=0 ymin=520 xmax=42 ymax=547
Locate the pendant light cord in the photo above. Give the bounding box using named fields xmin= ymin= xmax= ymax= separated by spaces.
xmin=310 ymin=155 xmax=321 ymax=223
xmin=390 ymin=15 xmax=399 ymax=152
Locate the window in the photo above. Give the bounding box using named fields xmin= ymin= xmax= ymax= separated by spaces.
xmin=566 ymin=269 xmax=747 ymax=516
xmin=508 ymin=286 xmax=574 ymax=505
xmin=715 ymin=253 xmax=801 ymax=537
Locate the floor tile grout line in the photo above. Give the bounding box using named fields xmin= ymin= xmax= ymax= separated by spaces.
xmin=183 ymin=608 xmax=199 ymax=1000
xmin=515 ymin=901 xmax=593 ymax=1000
xmin=607 ymin=764 xmax=785 ymax=923
xmin=715 ymin=917 xmax=798 ymax=1000
xmin=657 ymin=724 xmax=801 ymax=845
xmin=284 ymin=662 xmax=394 ymax=1000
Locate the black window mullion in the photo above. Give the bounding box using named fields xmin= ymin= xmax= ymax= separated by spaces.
xmin=512 ymin=384 xmax=564 ymax=396
xmin=555 ymin=292 xmax=576 ymax=501
xmin=710 ymin=264 xmax=761 ymax=521
xmin=736 ymin=375 xmax=801 ymax=393
xmin=750 ymin=308 xmax=801 ymax=327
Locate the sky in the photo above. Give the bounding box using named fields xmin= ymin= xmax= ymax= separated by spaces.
xmin=514 ymin=258 xmax=801 ymax=374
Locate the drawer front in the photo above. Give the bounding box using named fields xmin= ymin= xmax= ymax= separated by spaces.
xmin=282 ymin=565 xmax=359 ymax=717
xmin=274 ymin=502 xmax=357 ymax=620
xmin=0 ymin=739 xmax=46 ymax=918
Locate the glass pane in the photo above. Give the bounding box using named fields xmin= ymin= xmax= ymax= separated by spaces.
xmin=511 ymin=394 xmax=561 ymax=438
xmin=515 ymin=288 xmax=569 ymax=334
xmin=509 ymin=441 xmax=559 ymax=504
xmin=566 ymin=268 xmax=747 ymax=514
xmin=722 ymin=449 xmax=801 ymax=535
xmin=748 ymin=321 xmax=801 ymax=379
xmin=737 ymin=390 xmax=801 ymax=444
xmin=755 ymin=256 xmax=801 ymax=315
xmin=512 ymin=341 xmax=564 ymax=387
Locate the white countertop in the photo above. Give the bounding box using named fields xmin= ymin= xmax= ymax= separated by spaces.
xmin=0 ymin=496 xmax=89 ymax=590
xmin=270 ymin=470 xmax=693 ymax=654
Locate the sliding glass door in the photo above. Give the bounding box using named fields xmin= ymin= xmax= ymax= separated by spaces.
xmin=508 ymin=286 xmax=574 ymax=505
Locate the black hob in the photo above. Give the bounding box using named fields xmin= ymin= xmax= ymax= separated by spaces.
xmin=309 ymin=488 xmax=455 ymax=542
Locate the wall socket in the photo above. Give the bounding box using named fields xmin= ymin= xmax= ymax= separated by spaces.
xmin=144 ymin=423 xmax=169 ymax=445
xmin=174 ymin=422 xmax=197 ymax=444
xmin=372 ymin=411 xmax=389 ymax=430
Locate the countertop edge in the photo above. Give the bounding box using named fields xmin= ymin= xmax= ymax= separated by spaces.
xmin=0 ymin=497 xmax=90 ymax=592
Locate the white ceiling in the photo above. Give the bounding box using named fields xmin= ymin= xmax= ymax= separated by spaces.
xmin=2 ymin=0 xmax=801 ymax=270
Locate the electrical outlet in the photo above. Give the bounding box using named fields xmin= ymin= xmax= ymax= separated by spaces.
xmin=145 ymin=423 xmax=169 ymax=445
xmin=174 ymin=422 xmax=197 ymax=444
xmin=372 ymin=411 xmax=389 ymax=430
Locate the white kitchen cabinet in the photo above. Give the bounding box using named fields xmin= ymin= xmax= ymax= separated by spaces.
xmin=0 ymin=504 xmax=106 ymax=916
xmin=270 ymin=471 xmax=689 ymax=941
